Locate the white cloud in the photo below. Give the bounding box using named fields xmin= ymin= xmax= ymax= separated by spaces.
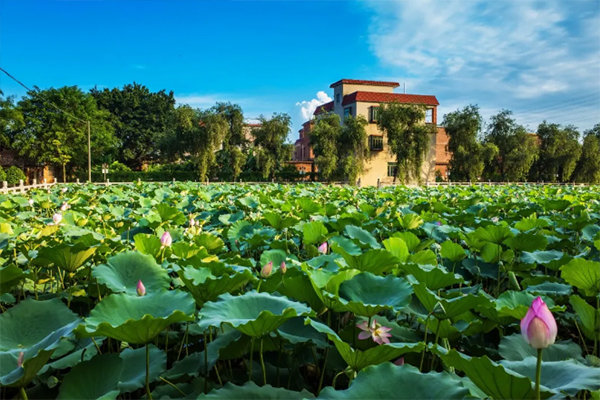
xmin=174 ymin=94 xmax=224 ymax=109
xmin=363 ymin=0 xmax=600 ymax=131
xmin=295 ymin=91 xmax=332 ymax=121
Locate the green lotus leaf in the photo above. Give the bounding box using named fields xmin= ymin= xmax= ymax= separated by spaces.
xmin=382 ymin=237 xmax=409 ymax=262
xmin=524 ymin=282 xmax=572 ymax=296
xmin=262 ymin=211 xmax=299 ymax=230
xmin=329 ymin=235 xmax=362 ymax=256
xmin=501 ymin=358 xmax=600 ymax=396
xmin=398 ymin=263 xmax=464 ymax=290
xmin=337 ymin=272 xmax=413 ymax=317
xmin=391 ymin=231 xmax=420 ymax=252
xmin=0 ymin=299 xmax=81 ymax=387
xmin=423 ymin=317 xmax=484 ymax=341
xmin=398 ymin=213 xmax=424 ymax=230
xmin=499 ymin=334 xmax=585 ymax=362
xmin=265 ymin=267 xmax=325 ymax=314
xmin=521 ymin=250 xmax=565 ymax=266
xmin=57 ymin=353 xmax=123 ymax=400
xmin=178 ymin=262 xmax=255 ymax=306
xmin=118 ymin=344 xmax=166 ymax=393
xmin=133 ymin=233 xmax=162 ymax=258
xmin=302 ymin=266 xmax=360 ymax=310
xmin=504 ymin=233 xmax=548 ymax=252
xmin=198 ymin=291 xmax=314 ymax=338
xmin=334 ymin=246 xmax=398 ymax=275
xmin=197 ymin=382 xmax=314 ymax=399
xmin=92 ymin=251 xmax=171 ymax=295
xmin=0 ymin=264 xmax=25 ymax=294
xmin=561 ymin=258 xmax=600 ymax=296
xmin=156 ymin=203 xmax=186 ymax=224
xmin=219 ymin=211 xmax=245 ymax=226
xmin=37 ymin=242 xmax=97 ymax=272
xmin=319 ymin=363 xmax=470 ymax=399
xmin=408 ymin=249 xmax=437 ymax=265
xmin=305 ymin=318 xmax=425 ymax=372
xmin=473 ymin=225 xmax=513 ymax=244
xmin=413 ymin=282 xmax=491 ymax=320
xmin=303 ymin=221 xmax=328 ymax=245
xmin=515 ymin=215 xmax=549 ymax=232
xmin=194 ymin=233 xmax=225 ymax=254
xmin=41 ymin=338 xmax=104 ymax=374
xmin=171 ymin=242 xmax=204 ymax=259
xmin=570 ymin=295 xmax=600 ymax=341
xmin=259 ymin=249 xmax=287 ymax=268
xmin=276 ymin=317 xmax=330 ymax=348
xmin=344 ymin=225 xmax=380 ymax=249
xmin=432 ymin=347 xmax=553 ymax=399
xmin=75 ymin=290 xmax=196 ymax=344
xmin=495 ymin=291 xmax=564 ymax=320
xmin=440 ymin=241 xmax=466 ymax=263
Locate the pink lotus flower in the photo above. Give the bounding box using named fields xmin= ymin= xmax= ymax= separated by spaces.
xmin=160 ymin=232 xmax=172 ymax=247
xmin=357 ymin=319 xmax=392 ymax=345
xmin=136 ymin=280 xmax=146 ymax=296
xmin=189 ymin=218 xmax=196 ymax=227
xmin=17 ymin=352 xmax=24 ymax=368
xmin=280 ymin=261 xmax=287 ymax=274
xmin=521 ymin=296 xmax=557 ymax=349
xmin=60 ymin=203 xmax=69 ymax=212
xmin=393 ymin=357 xmax=404 ymax=366
xmin=52 ymin=213 xmax=62 ymax=225
xmin=261 ymin=261 xmax=273 ymax=278
xmin=28 ymin=199 xmax=34 ymax=206
xmin=318 ymin=242 xmax=328 ymax=254
xmin=61 ymin=187 xmax=67 ymax=193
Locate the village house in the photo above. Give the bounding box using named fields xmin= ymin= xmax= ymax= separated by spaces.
xmin=292 ymin=79 xmax=450 ymax=185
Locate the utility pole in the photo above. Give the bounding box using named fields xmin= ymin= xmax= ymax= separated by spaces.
xmin=87 ymin=121 xmax=91 ymax=182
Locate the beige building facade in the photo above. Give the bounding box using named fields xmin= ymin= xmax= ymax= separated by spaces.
xmin=293 ymin=79 xmax=441 ymax=186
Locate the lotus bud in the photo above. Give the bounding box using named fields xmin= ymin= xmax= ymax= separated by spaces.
xmin=318 ymin=242 xmax=328 ymax=254
xmin=393 ymin=357 xmax=404 ymax=366
xmin=28 ymin=199 xmax=34 ymax=206
xmin=521 ymin=296 xmax=557 ymax=349
xmin=261 ymin=261 xmax=273 ymax=278
xmin=61 ymin=187 xmax=67 ymax=193
xmin=17 ymin=352 xmax=24 ymax=368
xmin=136 ymin=280 xmax=146 ymax=296
xmin=60 ymin=203 xmax=68 ymax=212
xmin=491 ymin=217 xmax=499 ymax=223
xmin=189 ymin=218 xmax=196 ymax=227
xmin=52 ymin=213 xmax=62 ymax=224
xmin=160 ymin=231 xmax=172 ymax=247
xmin=280 ymin=261 xmax=287 ymax=274
xmin=436 ymin=221 xmax=442 ymax=226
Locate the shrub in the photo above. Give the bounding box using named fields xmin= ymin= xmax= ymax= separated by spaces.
xmin=6 ymin=166 xmax=26 ymax=185
xmin=0 ymin=167 xmax=6 ymax=183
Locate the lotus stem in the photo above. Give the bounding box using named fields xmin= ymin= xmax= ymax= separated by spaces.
xmin=260 ymin=337 xmax=267 ymax=386
xmin=177 ymin=323 xmax=189 ymax=362
xmin=204 ymin=331 xmax=209 ymax=393
xmin=332 ymin=370 xmax=345 ymax=389
xmin=158 ymin=377 xmax=186 ymax=397
xmin=248 ymin=338 xmax=255 ymax=382
xmin=146 ymin=343 xmax=153 ymax=400
xmin=91 ymin=337 xmax=102 ymax=355
xmin=419 ymin=314 xmax=431 ymax=372
xmin=535 ymin=348 xmax=542 ymax=400
xmin=317 ymin=348 xmax=329 ymax=394
xmin=19 ymin=386 xmax=28 ymax=400
xmin=430 ymin=320 xmax=442 ymax=371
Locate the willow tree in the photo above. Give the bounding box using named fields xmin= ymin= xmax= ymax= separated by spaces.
xmin=531 ymin=122 xmax=581 ymax=182
xmin=443 ymin=105 xmax=497 ymax=182
xmin=212 ymin=102 xmax=247 ymax=181
xmin=339 ymin=115 xmax=369 ymax=184
xmin=377 ymin=103 xmax=435 ymax=183
xmin=253 ymin=113 xmax=293 ymax=180
xmin=573 ymin=124 xmax=600 ymax=183
xmin=310 ymin=112 xmax=341 ymax=181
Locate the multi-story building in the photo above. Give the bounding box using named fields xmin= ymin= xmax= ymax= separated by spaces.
xmin=292 ymin=79 xmax=444 ymax=186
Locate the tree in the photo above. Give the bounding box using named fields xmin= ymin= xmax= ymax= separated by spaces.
xmin=168 ymin=105 xmax=228 ymax=182
xmin=484 ymin=110 xmax=538 ymax=181
xmin=212 ymin=102 xmax=247 ymax=181
xmin=573 ymin=123 xmax=600 ymax=183
xmin=91 ymin=83 xmax=176 ymax=169
xmin=310 ymin=112 xmax=342 ymax=181
xmin=339 ymin=115 xmax=369 ymax=184
xmin=531 ymin=122 xmax=581 ymax=182
xmin=52 ymin=139 xmax=71 ymax=183
xmin=378 ymin=103 xmax=435 ymax=183
xmin=13 ymin=86 xmax=116 ymax=174
xmin=253 ymin=113 xmax=293 ymax=180
xmin=0 ymin=90 xmax=23 ymax=150
xmin=443 ymin=105 xmax=497 ymax=182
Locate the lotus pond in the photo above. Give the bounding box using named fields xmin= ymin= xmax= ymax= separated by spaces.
xmin=0 ymin=183 xmax=599 ymax=399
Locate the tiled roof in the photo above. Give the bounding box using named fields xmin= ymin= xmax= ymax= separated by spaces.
xmin=330 ymin=79 xmax=400 ymax=88
xmin=342 ymin=91 xmax=439 ymax=106
xmin=313 ymin=101 xmax=334 ymax=116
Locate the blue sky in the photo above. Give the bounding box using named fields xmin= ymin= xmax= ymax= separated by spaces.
xmin=1 ymin=0 xmax=599 ymax=141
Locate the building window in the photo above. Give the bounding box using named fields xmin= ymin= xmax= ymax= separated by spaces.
xmin=425 ymin=108 xmax=433 ymax=124
xmin=344 ymin=107 xmax=352 ymax=118
xmin=370 ymin=106 xmax=380 ymax=123
xmin=387 ymin=162 xmax=398 ymax=177
xmin=336 ymin=93 xmax=341 ymax=104
xmin=369 ymin=135 xmax=384 ymax=151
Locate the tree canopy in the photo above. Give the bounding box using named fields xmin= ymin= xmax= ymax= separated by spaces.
xmin=253 ymin=113 xmax=293 ymax=180
xmin=530 ymin=122 xmax=581 ymax=182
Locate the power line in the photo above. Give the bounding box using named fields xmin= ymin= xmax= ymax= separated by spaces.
xmin=0 ymin=67 xmax=87 ymax=124
xmin=512 ymin=94 xmax=600 ymax=117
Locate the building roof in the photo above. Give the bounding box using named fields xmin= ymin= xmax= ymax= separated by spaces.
xmin=342 ymin=91 xmax=439 ymax=106
xmin=244 ymin=123 xmax=262 ymax=128
xmin=330 ymin=79 xmax=400 ymax=88
xmin=313 ymin=101 xmax=334 ymax=116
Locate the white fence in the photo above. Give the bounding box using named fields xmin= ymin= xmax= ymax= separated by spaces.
xmin=2 ymin=179 xmax=57 ymax=194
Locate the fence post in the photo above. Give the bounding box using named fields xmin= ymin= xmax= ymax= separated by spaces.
xmin=76 ymin=178 xmax=80 ymax=184
xmin=2 ymin=181 xmax=7 ymax=194
xmin=377 ymin=178 xmax=381 ymax=189
xmin=19 ymin=180 xmax=24 ymax=193
xmin=357 ymin=178 xmax=361 ymax=188
xmin=173 ymin=178 xmax=176 ymax=183
xmin=32 ymin=178 xmax=37 ymax=188
xmin=107 ymin=178 xmax=110 ymax=185
xmin=138 ymin=178 xmax=141 ymax=184
xmin=54 ymin=178 xmax=57 ymax=184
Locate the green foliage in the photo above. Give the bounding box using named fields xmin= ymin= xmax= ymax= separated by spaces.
xmin=91 ymin=83 xmax=176 ymax=169
xmin=339 ymin=115 xmax=369 ymax=184
xmin=484 ymin=110 xmax=538 ymax=181
xmin=5 ymin=166 xmax=26 ymax=185
xmin=253 ymin=113 xmax=293 ymax=180
xmin=0 ymin=90 xmax=23 ymax=150
xmin=310 ymin=112 xmax=342 ymax=181
xmin=212 ymin=102 xmax=248 ymax=181
xmin=573 ymin=124 xmax=600 ymax=183
xmin=531 ymin=121 xmax=582 ymax=182
xmin=443 ymin=105 xmax=498 ymax=181
xmin=0 ymin=166 xmax=6 ymax=182
xmin=377 ymin=103 xmax=435 ymax=183
xmin=14 ymin=86 xmax=117 ymax=172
